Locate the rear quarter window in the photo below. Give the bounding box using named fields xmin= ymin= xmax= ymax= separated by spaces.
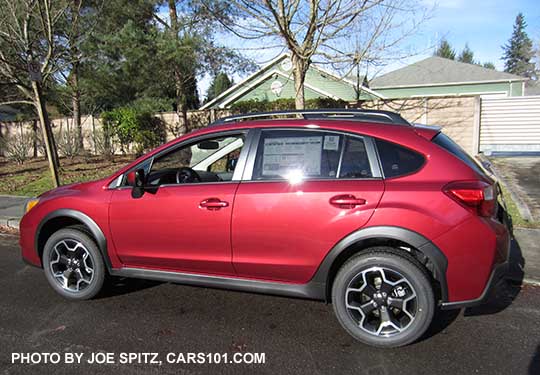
xmin=432 ymin=133 xmax=486 ymax=176
xmin=375 ymin=139 xmax=425 ymax=178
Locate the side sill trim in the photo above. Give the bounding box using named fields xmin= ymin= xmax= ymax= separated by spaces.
xmin=111 ymin=267 xmax=326 ymax=301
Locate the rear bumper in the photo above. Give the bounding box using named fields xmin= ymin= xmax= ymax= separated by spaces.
xmin=439 ymin=258 xmax=509 ymax=310
xmin=440 ymin=214 xmax=511 ymax=310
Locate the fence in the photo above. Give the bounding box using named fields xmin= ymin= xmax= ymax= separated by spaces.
xmin=0 ymin=96 xmax=480 ymax=158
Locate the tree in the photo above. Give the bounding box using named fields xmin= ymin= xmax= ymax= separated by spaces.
xmin=0 ymin=0 xmax=68 ymax=187
xmin=435 ymin=38 xmax=456 ymax=60
xmin=458 ymin=44 xmax=475 ymax=64
xmin=206 ymin=73 xmax=232 ymax=102
xmin=154 ymin=1 xmax=250 ymax=128
xmin=209 ymin=1 xmax=428 ymax=109
xmin=483 ymin=62 xmax=496 ymax=70
xmin=502 ymin=13 xmax=535 ymax=78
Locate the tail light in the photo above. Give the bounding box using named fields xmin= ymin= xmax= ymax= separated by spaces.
xmin=443 ymin=181 xmax=496 ymax=217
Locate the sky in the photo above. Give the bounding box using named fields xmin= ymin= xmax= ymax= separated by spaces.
xmin=198 ymin=0 xmax=540 ymax=97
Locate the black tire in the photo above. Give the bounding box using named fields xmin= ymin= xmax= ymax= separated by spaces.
xmin=42 ymin=228 xmax=105 ymax=300
xmin=331 ymin=247 xmax=435 ymax=348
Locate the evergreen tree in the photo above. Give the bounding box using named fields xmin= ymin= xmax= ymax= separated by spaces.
xmin=502 ymin=13 xmax=535 ymax=78
xmin=206 ymin=73 xmax=232 ymax=102
xmin=434 ymin=38 xmax=455 ymax=60
xmin=458 ymin=44 xmax=475 ymax=64
xmin=483 ymin=62 xmax=496 ymax=70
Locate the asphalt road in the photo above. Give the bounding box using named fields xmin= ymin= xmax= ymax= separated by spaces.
xmin=1 ymin=234 xmax=539 ymax=375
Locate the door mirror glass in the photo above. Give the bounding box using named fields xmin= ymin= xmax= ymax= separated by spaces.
xmin=131 ymin=168 xmax=146 ymax=198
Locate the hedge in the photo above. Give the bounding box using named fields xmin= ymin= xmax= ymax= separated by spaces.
xmin=230 ymin=98 xmax=349 ymax=113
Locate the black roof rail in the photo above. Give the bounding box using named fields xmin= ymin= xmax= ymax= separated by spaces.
xmin=210 ymin=109 xmax=411 ymax=126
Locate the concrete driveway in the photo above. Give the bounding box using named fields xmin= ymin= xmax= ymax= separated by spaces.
xmin=490 ymin=157 xmax=540 ymax=221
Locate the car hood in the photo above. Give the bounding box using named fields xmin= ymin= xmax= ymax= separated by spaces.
xmin=38 ymin=178 xmax=106 ymax=200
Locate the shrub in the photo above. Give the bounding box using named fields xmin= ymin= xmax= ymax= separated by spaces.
xmin=230 ymin=97 xmax=349 ymax=113
xmin=55 ymin=127 xmax=81 ymax=159
xmin=101 ymin=107 xmax=166 ymax=156
xmin=1 ymin=129 xmax=34 ymax=164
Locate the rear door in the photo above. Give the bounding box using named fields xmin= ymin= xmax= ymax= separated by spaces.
xmin=231 ymin=128 xmax=385 ymax=283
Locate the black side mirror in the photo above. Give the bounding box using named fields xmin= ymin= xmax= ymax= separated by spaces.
xmin=130 ymin=168 xmax=146 ymax=198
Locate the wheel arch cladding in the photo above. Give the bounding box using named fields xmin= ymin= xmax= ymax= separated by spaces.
xmin=35 ymin=209 xmax=112 ymax=270
xmin=311 ymin=226 xmax=448 ymax=303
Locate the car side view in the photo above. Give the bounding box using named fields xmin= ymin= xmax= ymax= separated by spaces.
xmin=20 ymin=109 xmax=510 ymax=348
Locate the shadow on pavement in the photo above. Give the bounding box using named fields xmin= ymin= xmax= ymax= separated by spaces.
xmin=97 ymin=276 xmax=163 ymax=299
xmin=464 ymin=236 xmax=524 ymax=316
xmin=530 ymin=345 xmax=540 ymax=375
xmin=419 ymin=308 xmax=461 ymax=342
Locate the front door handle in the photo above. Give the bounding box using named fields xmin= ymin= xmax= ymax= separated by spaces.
xmin=330 ymin=194 xmax=366 ymax=209
xmin=200 ymin=198 xmax=229 ymax=210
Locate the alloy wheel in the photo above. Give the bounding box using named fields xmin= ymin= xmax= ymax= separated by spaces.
xmin=345 ymin=266 xmax=418 ymax=337
xmin=49 ymin=239 xmax=95 ymax=293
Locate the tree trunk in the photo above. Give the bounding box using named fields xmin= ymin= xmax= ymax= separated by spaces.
xmin=71 ymin=63 xmax=83 ymax=151
xmin=292 ymin=55 xmax=307 ymax=109
xmin=32 ymin=119 xmax=38 ymax=158
xmin=31 ymin=80 xmax=60 ymax=187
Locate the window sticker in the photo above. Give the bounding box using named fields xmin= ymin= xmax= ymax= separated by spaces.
xmin=262 ymin=136 xmax=322 ymax=176
xmin=323 ymin=135 xmax=340 ymax=151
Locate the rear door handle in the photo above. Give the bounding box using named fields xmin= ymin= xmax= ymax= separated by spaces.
xmin=330 ymin=194 xmax=366 ymax=209
xmin=200 ymin=198 xmax=229 ymax=210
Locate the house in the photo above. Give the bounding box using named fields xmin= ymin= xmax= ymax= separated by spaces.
xmin=200 ymin=54 xmax=383 ymax=110
xmin=369 ymin=56 xmax=527 ymax=98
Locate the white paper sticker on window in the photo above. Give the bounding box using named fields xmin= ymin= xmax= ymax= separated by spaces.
xmin=323 ymin=135 xmax=340 ymax=151
xmin=262 ymin=136 xmax=322 ymax=177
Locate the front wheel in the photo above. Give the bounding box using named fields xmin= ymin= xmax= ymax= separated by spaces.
xmin=42 ymin=228 xmax=106 ymax=300
xmin=332 ymin=247 xmax=435 ymax=347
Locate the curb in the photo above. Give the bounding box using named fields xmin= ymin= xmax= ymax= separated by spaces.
xmin=0 ymin=217 xmax=20 ymax=230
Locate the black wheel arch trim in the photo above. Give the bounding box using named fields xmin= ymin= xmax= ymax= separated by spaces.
xmin=310 ymin=225 xmax=449 ymax=302
xmin=35 ymin=209 xmax=112 ymax=271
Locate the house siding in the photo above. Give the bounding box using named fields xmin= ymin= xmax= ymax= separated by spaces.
xmin=373 ymin=81 xmax=522 ymax=99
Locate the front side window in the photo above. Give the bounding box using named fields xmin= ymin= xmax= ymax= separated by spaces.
xmin=251 ymin=130 xmax=372 ymax=181
xmin=125 ymin=134 xmax=244 ymax=186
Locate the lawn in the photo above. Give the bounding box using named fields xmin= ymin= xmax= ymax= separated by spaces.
xmin=0 ymin=155 xmax=135 ymax=197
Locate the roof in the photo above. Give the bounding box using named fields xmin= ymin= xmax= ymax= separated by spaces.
xmin=370 ymin=56 xmax=527 ymax=89
xmin=200 ymin=54 xmax=383 ymax=110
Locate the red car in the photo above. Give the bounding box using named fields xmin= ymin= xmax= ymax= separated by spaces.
xmin=20 ymin=109 xmax=510 ymax=347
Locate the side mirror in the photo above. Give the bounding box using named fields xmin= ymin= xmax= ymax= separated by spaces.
xmin=129 ymin=168 xmax=146 ymax=198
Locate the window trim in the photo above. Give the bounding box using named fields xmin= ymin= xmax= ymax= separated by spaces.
xmin=241 ymin=128 xmax=382 ymax=182
xmin=111 ymin=129 xmax=256 ymax=189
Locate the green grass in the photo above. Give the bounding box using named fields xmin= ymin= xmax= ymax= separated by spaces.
xmin=0 ymin=155 xmax=134 ymax=197
xmin=499 ymin=184 xmax=540 ymax=229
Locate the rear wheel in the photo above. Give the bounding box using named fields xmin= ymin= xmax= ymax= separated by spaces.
xmin=332 ymin=247 xmax=435 ymax=347
xmin=42 ymin=228 xmax=105 ymax=300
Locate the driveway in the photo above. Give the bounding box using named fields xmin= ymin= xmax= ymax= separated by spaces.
xmin=0 ymin=234 xmax=539 ymax=375
xmin=490 ymin=157 xmax=540 ymax=221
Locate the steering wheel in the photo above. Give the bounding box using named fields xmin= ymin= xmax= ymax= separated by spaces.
xmin=176 ymin=167 xmax=202 ymax=184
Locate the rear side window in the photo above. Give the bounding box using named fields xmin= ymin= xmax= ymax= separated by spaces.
xmin=375 ymin=139 xmax=424 ymax=178
xmin=432 ymin=133 xmax=485 ymax=176
xmin=251 ymin=130 xmax=372 ymax=180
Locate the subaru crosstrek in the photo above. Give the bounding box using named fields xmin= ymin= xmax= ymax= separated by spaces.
xmin=20 ymin=109 xmax=510 ymax=347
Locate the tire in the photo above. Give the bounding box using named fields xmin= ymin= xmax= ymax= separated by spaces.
xmin=42 ymin=228 xmax=105 ymax=300
xmin=331 ymin=247 xmax=435 ymax=348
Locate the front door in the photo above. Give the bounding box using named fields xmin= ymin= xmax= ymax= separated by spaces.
xmin=109 ymin=133 xmax=246 ymax=275
xmin=232 ymin=129 xmax=384 ymax=283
